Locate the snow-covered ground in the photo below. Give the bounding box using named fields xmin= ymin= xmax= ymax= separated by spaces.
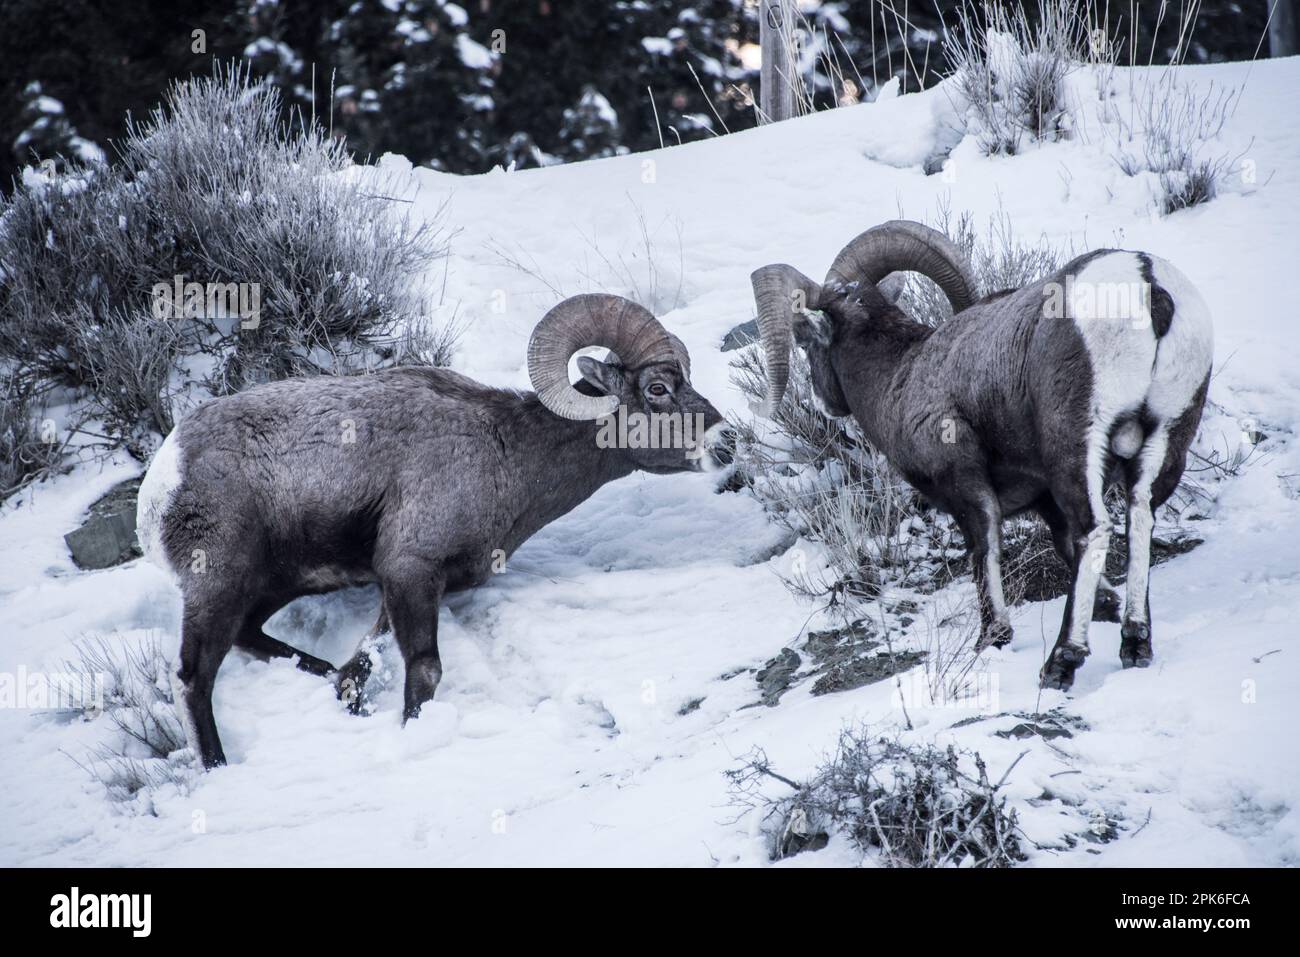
xmin=2 ymin=56 xmax=1298 ymax=867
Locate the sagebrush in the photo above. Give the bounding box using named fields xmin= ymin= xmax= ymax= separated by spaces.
xmin=945 ymin=0 xmax=1097 ymax=155
xmin=0 ymin=63 xmax=453 ymax=471
xmin=64 ymin=634 xmax=194 ymax=812
xmin=728 ymin=729 xmax=1026 ymax=866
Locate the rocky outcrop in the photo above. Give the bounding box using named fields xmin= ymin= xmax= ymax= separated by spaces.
xmin=65 ymin=477 xmax=142 ymax=570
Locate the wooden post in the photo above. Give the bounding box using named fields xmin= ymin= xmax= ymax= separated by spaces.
xmin=759 ymin=0 xmax=795 ymax=123
xmin=1268 ymin=0 xmax=1298 ymax=57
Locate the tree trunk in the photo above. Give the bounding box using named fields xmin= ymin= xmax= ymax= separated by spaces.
xmin=759 ymin=0 xmax=795 ymax=124
xmin=1269 ymin=0 xmax=1298 ymax=56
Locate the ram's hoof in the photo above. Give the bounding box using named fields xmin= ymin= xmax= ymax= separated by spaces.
xmin=976 ymin=619 xmax=1014 ymax=652
xmin=1119 ymin=621 xmax=1153 ymax=669
xmin=335 ymin=656 xmax=374 ymax=716
xmin=1040 ymin=644 xmax=1089 ymax=690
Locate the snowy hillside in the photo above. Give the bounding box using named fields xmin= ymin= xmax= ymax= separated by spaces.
xmin=2 ymin=55 xmax=1298 ymax=867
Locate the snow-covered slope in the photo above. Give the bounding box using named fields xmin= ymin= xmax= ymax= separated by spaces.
xmin=2 ymin=57 xmax=1298 ymax=866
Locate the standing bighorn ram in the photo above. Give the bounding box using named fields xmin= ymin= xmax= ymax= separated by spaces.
xmin=138 ymin=294 xmax=735 ymax=769
xmin=751 ymin=221 xmax=1213 ymax=690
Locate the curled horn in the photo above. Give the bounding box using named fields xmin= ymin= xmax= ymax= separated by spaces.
xmin=527 ymin=294 xmax=689 ymax=420
xmin=666 ymin=332 xmax=691 ymax=382
xmin=749 ymin=264 xmax=822 ymax=417
xmin=824 ymin=219 xmax=976 ymax=314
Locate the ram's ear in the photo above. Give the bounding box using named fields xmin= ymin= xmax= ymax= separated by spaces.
xmin=792 ymin=308 xmax=834 ymax=348
xmin=576 ymin=355 xmax=626 ymax=396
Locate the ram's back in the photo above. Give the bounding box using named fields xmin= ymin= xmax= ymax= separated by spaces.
xmin=139 ymin=367 xmax=518 ymax=584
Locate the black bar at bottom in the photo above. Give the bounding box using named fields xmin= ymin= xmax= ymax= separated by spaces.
xmin=0 ymin=866 xmax=1291 ymax=942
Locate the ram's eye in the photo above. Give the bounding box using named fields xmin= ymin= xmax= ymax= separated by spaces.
xmin=647 ymin=383 xmax=670 ymax=398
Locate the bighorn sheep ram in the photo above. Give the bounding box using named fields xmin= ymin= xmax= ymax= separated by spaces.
xmin=751 ymin=221 xmax=1212 ymax=690
xmin=137 ymin=295 xmax=735 ymax=768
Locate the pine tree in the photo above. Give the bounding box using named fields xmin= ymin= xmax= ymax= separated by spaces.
xmin=12 ymin=81 xmax=104 ymax=170
xmin=324 ymin=0 xmax=498 ymax=170
xmin=556 ymin=86 xmax=625 ymax=162
xmin=637 ymin=1 xmax=758 ymax=143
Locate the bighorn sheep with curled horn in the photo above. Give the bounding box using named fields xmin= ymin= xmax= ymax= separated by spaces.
xmin=137 ymin=295 xmax=736 ymax=769
xmin=751 ymin=221 xmax=1212 ymax=689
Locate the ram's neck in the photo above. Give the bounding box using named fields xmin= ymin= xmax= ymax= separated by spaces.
xmin=833 ymin=316 xmax=929 ymax=449
xmin=497 ymin=396 xmax=635 ymax=555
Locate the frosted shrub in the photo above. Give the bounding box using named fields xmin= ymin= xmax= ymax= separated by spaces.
xmin=894 ymin=203 xmax=1068 ymax=326
xmin=65 ymin=634 xmax=196 ymax=812
xmin=728 ymin=729 xmax=1026 ymax=866
xmin=0 ymin=370 xmax=66 ymax=496
xmin=0 ymin=63 xmax=452 ymax=469
xmin=1113 ymin=79 xmax=1240 ymax=215
xmin=946 ymin=0 xmax=1092 ymax=155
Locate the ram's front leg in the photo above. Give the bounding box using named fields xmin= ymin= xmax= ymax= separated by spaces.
xmin=336 ymin=606 xmax=389 ymax=715
xmin=379 ymin=559 xmax=447 ymax=722
xmin=955 ymin=490 xmax=1013 ymax=651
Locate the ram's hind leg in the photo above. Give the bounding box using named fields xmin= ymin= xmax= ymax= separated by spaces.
xmin=953 ymin=484 xmax=1013 ymax=652
xmin=1036 ymin=495 xmax=1121 ymax=623
xmin=1119 ymin=427 xmax=1172 ymax=668
xmin=234 ymin=594 xmax=337 ymax=677
xmin=335 ymin=606 xmax=390 ymax=715
xmin=237 ymin=631 xmax=337 ymax=676
xmin=173 ymin=599 xmax=239 ymax=769
xmin=1041 ymin=457 xmax=1112 ymax=690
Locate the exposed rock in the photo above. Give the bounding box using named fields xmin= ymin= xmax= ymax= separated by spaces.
xmin=720 ymin=319 xmax=758 ymax=352
xmin=64 ymin=477 xmax=142 ymax=570
xmin=922 ymin=151 xmax=951 ymax=176
xmin=996 ymin=721 xmax=1074 ymax=741
xmin=804 ymin=619 xmax=879 ymax=664
xmin=956 ymin=707 xmax=1088 ymax=740
xmin=1083 ymin=808 xmax=1121 ymax=844
xmin=1151 ymin=534 xmax=1204 ymax=562
xmin=755 ymin=648 xmax=801 ymax=707
xmin=810 ymin=650 xmax=925 ymax=696
xmin=754 ymin=617 xmax=928 ymax=705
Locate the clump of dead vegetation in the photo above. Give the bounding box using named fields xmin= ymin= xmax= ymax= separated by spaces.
xmin=62 ymin=634 xmax=195 ymax=813
xmin=728 ymin=727 xmax=1027 ymax=867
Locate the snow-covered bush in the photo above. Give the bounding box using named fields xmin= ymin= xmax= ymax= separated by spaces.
xmin=0 ymin=369 xmax=65 ymax=497
xmin=946 ymin=0 xmax=1095 ymax=155
xmin=1112 ymin=77 xmax=1241 ymax=214
xmin=945 ymin=1 xmax=1239 ymax=216
xmin=65 ymin=634 xmax=195 ymax=812
xmin=731 ymin=346 xmax=944 ymax=606
xmin=0 ymin=64 xmax=453 ymax=464
xmin=729 ymin=729 xmax=1026 ymax=866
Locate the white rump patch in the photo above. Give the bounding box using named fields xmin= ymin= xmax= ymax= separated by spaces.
xmin=1069 ymin=253 xmax=1159 ymax=423
xmin=136 ymin=428 xmax=184 ymax=578
xmin=1069 ymin=251 xmax=1213 ymax=512
xmin=1145 ymin=256 xmax=1214 ymax=420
